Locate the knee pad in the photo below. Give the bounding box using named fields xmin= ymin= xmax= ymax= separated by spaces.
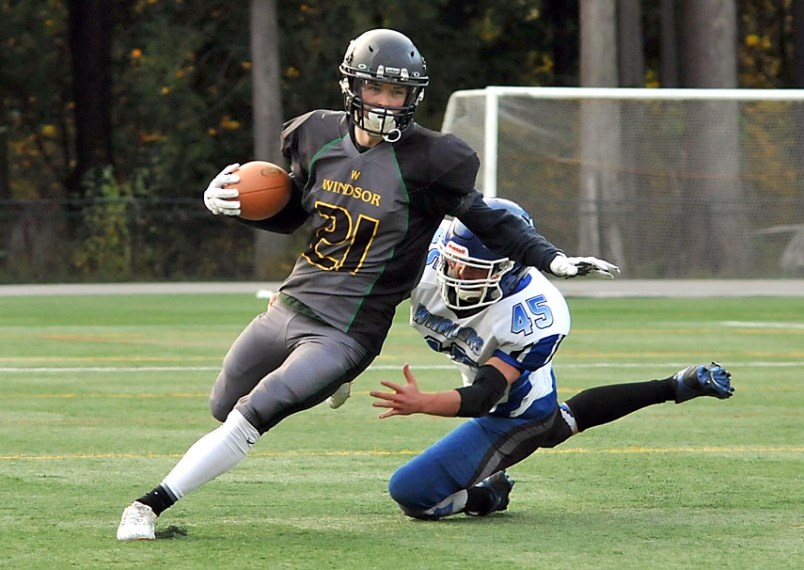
xmin=209 ymin=405 xmax=227 ymax=424
xmin=209 ymin=396 xmax=231 ymax=423
xmin=209 ymin=370 xmax=236 ymax=423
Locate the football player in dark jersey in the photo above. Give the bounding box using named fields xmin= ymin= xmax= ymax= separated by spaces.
xmin=117 ymin=28 xmax=618 ymax=540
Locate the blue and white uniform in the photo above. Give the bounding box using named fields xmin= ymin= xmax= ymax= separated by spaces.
xmin=388 ymin=223 xmax=574 ymax=517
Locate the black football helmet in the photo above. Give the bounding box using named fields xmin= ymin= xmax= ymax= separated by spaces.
xmin=339 ymin=29 xmax=428 ymax=141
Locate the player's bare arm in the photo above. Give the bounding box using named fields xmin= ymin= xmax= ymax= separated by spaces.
xmin=370 ymin=363 xmax=458 ymax=418
xmin=371 ymin=357 xmax=519 ymax=419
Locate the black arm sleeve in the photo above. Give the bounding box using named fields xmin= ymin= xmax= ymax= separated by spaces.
xmin=455 ymin=192 xmax=563 ymax=271
xmin=455 ymin=365 xmax=509 ymax=417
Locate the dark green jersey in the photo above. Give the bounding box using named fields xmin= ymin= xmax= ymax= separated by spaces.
xmin=249 ymin=110 xmax=560 ymax=355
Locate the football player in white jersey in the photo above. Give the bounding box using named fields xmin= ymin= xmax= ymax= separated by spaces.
xmin=369 ymin=198 xmax=734 ymax=519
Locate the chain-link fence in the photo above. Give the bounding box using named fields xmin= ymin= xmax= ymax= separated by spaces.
xmin=0 ymin=197 xmax=303 ymax=283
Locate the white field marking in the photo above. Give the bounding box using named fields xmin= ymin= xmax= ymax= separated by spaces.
xmin=721 ymin=321 xmax=804 ymax=330
xmin=1 ymin=362 xmax=803 ymax=373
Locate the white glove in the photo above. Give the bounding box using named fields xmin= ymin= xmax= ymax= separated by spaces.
xmin=203 ymin=163 xmax=241 ymax=216
xmin=550 ymin=254 xmax=620 ymax=279
xmin=326 ymin=382 xmax=351 ymax=409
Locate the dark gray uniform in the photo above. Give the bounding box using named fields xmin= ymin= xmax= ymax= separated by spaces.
xmin=210 ymin=110 xmax=562 ymax=433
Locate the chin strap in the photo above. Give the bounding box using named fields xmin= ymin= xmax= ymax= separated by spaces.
xmin=382 ymin=128 xmax=402 ymax=143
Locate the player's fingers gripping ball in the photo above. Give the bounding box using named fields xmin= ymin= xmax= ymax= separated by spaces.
xmin=204 ymin=163 xmax=241 ymax=216
xmin=224 ymin=161 xmax=293 ymax=221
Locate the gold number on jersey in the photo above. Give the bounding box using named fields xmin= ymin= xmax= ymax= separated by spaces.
xmin=303 ymin=201 xmax=380 ymax=274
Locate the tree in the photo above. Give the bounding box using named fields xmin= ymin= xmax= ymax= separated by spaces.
xmin=677 ymin=0 xmax=748 ymax=275
xmin=796 ymin=0 xmax=804 ymax=86
xmin=617 ymin=0 xmax=649 ymax=271
xmin=660 ymin=0 xmax=680 ymax=86
xmin=66 ymin=0 xmax=114 ymax=196
xmin=542 ymin=0 xmax=580 ymax=86
xmin=793 ymin=0 xmax=804 ymax=223
xmin=250 ymin=0 xmax=290 ymax=279
xmin=618 ymin=0 xmax=645 ymax=86
xmin=1 ymin=0 xmax=801 ymax=281
xmin=579 ymin=0 xmax=627 ymax=268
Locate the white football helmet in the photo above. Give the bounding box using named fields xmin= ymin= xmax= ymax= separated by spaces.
xmin=436 ymin=198 xmax=532 ymax=311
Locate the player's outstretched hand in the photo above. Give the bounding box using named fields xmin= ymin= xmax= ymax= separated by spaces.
xmin=370 ymin=364 xmax=423 ymax=419
xmin=549 ymin=254 xmax=620 ymax=279
xmin=204 ymin=163 xmax=241 ymax=216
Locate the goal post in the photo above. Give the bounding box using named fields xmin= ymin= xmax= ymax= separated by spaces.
xmin=442 ymin=87 xmax=804 ymax=278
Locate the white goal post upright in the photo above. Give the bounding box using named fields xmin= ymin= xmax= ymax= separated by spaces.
xmin=483 ymin=88 xmax=499 ymax=198
xmin=442 ymin=87 xmax=804 ymax=278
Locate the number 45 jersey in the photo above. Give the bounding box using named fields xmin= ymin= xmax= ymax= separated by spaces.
xmin=410 ymin=230 xmax=572 ymax=421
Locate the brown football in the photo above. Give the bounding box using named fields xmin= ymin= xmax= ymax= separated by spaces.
xmin=224 ymin=161 xmax=292 ymax=221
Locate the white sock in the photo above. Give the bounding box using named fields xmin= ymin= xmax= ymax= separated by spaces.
xmin=161 ymin=409 xmax=260 ymax=499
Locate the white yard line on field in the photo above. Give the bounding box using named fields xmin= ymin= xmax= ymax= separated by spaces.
xmin=721 ymin=321 xmax=804 ymax=329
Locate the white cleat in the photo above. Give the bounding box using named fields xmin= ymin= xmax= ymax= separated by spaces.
xmin=117 ymin=501 xmax=156 ymax=541
xmin=326 ymin=382 xmax=351 ymax=409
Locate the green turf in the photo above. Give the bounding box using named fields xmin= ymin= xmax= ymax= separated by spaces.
xmin=0 ymin=293 xmax=802 ymax=569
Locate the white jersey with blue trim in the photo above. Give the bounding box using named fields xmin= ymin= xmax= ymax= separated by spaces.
xmin=410 ymin=223 xmax=571 ymax=420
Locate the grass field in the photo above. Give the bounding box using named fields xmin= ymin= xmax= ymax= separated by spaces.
xmin=0 ymin=292 xmax=802 ymax=569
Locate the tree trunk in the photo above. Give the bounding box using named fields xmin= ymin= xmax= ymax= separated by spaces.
xmin=579 ymin=0 xmax=626 ymax=268
xmin=250 ymin=0 xmax=289 ymax=280
xmin=677 ymin=0 xmax=748 ymax=275
xmin=0 ymin=123 xmax=8 ymax=201
xmin=660 ymin=0 xmax=680 ymax=87
xmin=791 ymin=1 xmax=804 ymax=233
xmin=679 ymin=0 xmax=737 ymax=88
xmin=795 ymin=0 xmax=804 ymax=86
xmin=618 ymin=0 xmax=644 ymax=87
xmin=543 ymin=0 xmax=579 ymax=86
xmin=66 ymin=0 xmax=113 ymax=197
xmin=617 ymin=0 xmax=647 ymax=270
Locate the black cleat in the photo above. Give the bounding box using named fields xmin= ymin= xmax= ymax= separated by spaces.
xmin=466 ymin=471 xmax=515 ymax=516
